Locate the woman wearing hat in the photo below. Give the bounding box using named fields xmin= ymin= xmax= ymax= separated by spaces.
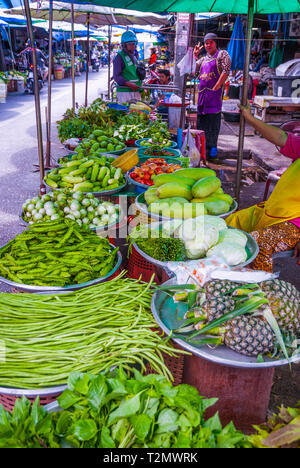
xmin=113 ymin=31 xmax=143 ymax=104
xmin=194 ymin=33 xmax=231 ymax=159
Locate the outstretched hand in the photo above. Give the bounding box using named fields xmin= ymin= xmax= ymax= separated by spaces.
xmin=194 ymin=42 xmax=204 ymax=59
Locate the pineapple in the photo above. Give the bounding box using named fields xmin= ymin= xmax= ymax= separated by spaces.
xmin=197 ymin=280 xmax=240 ymax=322
xmin=181 ymin=278 xmax=300 ymax=358
xmin=223 ymin=316 xmax=275 ymax=357
xmin=259 ymin=280 xmax=300 ymax=335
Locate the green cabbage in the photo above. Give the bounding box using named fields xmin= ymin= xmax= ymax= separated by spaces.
xmin=218 ymin=229 xmax=248 ymax=247
xmin=206 ymin=241 xmax=248 ymax=266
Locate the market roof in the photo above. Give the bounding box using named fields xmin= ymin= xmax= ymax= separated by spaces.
xmin=50 ymin=0 xmax=300 ymax=14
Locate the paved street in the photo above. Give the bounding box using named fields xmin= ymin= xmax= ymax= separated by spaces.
xmin=0 ymin=67 xmax=109 ymax=291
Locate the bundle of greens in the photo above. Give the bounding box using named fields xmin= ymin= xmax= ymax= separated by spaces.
xmin=128 ymin=224 xmax=186 ymax=262
xmin=0 ymin=368 xmax=250 ymax=448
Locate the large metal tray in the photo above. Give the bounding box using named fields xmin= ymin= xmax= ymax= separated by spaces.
xmin=0 ymin=244 xmax=122 ymax=293
xmin=135 ymin=192 xmax=238 ymax=221
xmin=151 ymin=278 xmax=300 ymax=369
xmin=132 ymin=226 xmax=259 ymax=269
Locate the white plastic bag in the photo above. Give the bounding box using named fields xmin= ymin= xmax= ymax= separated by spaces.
xmin=168 ymin=94 xmax=182 ymax=129
xmin=181 ymin=126 xmax=201 ymax=167
xmin=177 ymin=47 xmax=197 ymax=77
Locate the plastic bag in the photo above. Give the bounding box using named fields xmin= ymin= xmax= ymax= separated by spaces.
xmin=177 ymin=47 xmax=197 ymax=77
xmin=166 ymin=256 xmax=279 ymax=287
xmin=168 ymin=94 xmax=182 ymax=129
xmin=181 ymin=126 xmax=200 ymax=167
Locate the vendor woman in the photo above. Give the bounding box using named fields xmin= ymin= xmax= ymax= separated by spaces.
xmin=226 ymin=102 xmax=300 ymax=272
xmin=194 ymin=33 xmax=231 ymax=159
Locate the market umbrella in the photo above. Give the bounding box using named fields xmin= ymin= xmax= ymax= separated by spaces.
xmin=7 ymin=2 xmax=168 ymax=26
xmin=227 ymin=15 xmax=245 ymax=71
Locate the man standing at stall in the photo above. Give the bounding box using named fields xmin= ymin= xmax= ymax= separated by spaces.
xmin=113 ymin=31 xmax=143 ymax=104
xmin=194 ymin=33 xmax=231 ymax=159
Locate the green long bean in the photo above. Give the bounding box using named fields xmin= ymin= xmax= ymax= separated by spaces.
xmin=0 ymin=274 xmax=187 ymax=389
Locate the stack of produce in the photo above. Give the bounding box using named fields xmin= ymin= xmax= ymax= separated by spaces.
xmin=74 ymin=130 xmax=126 ymax=157
xmin=0 ymin=367 xmax=250 ymax=448
xmin=45 ymin=156 xmax=126 ymax=193
xmin=138 ymin=137 xmax=174 ymax=148
xmin=130 ymin=158 xmax=182 ymax=186
xmin=170 ymin=278 xmax=300 ymax=359
xmin=128 ymin=216 xmax=249 ymax=266
xmin=0 ymin=274 xmax=185 ymax=388
xmin=144 ymin=168 xmax=234 ymax=218
xmin=0 ymin=219 xmax=119 ymax=287
xmin=21 ymin=190 xmax=120 ymax=230
xmin=56 ymin=99 xmax=117 ymax=143
xmin=114 ymin=116 xmax=170 ymax=143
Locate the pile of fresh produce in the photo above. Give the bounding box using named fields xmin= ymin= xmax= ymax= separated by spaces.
xmin=0 ymin=367 xmax=250 ymax=448
xmin=176 ymin=216 xmax=248 ymax=264
xmin=56 ymin=99 xmax=117 ymax=143
xmin=248 ymin=402 xmax=300 ymax=448
xmin=74 ymin=130 xmax=126 ymax=157
xmin=0 ymin=275 xmax=185 ymax=388
xmin=141 ymin=146 xmax=180 ymax=157
xmin=130 ymin=158 xmax=182 ymax=186
xmin=138 ymin=137 xmax=174 ymax=148
xmin=114 ymin=115 xmax=170 ymax=143
xmin=128 ymin=216 xmax=249 ymax=266
xmin=143 ymin=168 xmax=234 ymax=219
xmin=45 ymin=156 xmax=126 ymax=193
xmin=0 ymin=219 xmax=119 ymax=286
xmin=167 ymin=278 xmax=300 ymax=360
xmin=128 ymin=223 xmax=187 ymax=262
xmin=21 ymin=190 xmax=120 ymax=230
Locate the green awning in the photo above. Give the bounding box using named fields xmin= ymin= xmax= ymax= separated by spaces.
xmin=56 ymin=0 xmax=300 ymax=14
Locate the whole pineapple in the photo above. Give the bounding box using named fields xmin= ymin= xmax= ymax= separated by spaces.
xmin=197 ymin=280 xmax=239 ymax=322
xmin=259 ymin=280 xmax=300 ymax=335
xmin=223 ymin=316 xmax=275 ymax=357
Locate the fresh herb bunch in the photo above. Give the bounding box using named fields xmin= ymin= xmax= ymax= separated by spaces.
xmin=0 ymin=368 xmax=250 ymax=448
xmin=57 ymin=116 xmax=95 ymax=143
xmin=128 ymin=225 xmax=186 ymax=262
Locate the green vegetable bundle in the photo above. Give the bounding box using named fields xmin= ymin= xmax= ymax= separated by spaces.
xmin=0 ymin=367 xmax=250 ymax=448
xmin=45 ymin=155 xmax=125 ymax=193
xmin=0 ymin=275 xmax=185 ymax=389
xmin=75 ymin=129 xmax=126 ymax=157
xmin=0 ymin=219 xmax=118 ymax=286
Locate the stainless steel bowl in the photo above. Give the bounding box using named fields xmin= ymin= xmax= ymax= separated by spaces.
xmin=151 ymin=278 xmax=300 ymax=369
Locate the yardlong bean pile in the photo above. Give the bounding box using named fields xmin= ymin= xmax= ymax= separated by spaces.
xmin=0 ymin=219 xmax=118 ymax=287
xmin=0 ymin=273 xmax=185 ymax=389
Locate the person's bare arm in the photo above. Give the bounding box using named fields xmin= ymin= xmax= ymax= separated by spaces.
xmin=212 ymin=71 xmax=229 ymax=91
xmin=240 ymin=101 xmax=288 ymax=148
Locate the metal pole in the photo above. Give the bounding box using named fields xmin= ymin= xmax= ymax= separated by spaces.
xmin=45 ymin=0 xmax=53 ymax=168
xmin=23 ymin=0 xmax=46 ymax=194
xmin=71 ymin=4 xmax=75 ymax=110
xmin=235 ymin=0 xmax=255 ymax=204
xmin=179 ymin=14 xmax=194 ymax=129
xmin=107 ymin=25 xmax=111 ymax=100
xmin=85 ymin=13 xmax=90 ymax=107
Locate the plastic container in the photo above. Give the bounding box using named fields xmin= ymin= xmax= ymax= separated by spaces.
xmin=137 ymin=148 xmax=182 ymax=158
xmin=107 ymin=102 xmax=128 ymax=112
xmin=135 ymin=138 xmax=177 ymax=149
xmin=112 ymin=149 xmax=139 ymax=172
xmin=54 ymin=66 xmax=64 ymax=80
xmin=272 ymin=76 xmax=300 ymax=97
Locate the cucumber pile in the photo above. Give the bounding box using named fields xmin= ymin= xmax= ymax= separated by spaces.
xmin=75 ymin=129 xmax=126 ymax=157
xmin=45 ymin=155 xmax=126 ymax=193
xmin=144 ymin=168 xmax=234 ymax=218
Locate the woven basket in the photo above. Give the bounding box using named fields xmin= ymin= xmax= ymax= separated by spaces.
xmin=0 ymin=385 xmax=66 ymax=412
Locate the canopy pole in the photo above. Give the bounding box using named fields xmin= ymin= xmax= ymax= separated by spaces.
xmin=45 ymin=0 xmax=53 ymax=168
xmin=179 ymin=14 xmax=194 ymax=130
xmin=85 ymin=13 xmax=90 ymax=107
xmin=23 ymin=0 xmax=46 ymax=194
xmin=71 ymin=3 xmax=75 ymax=110
xmin=235 ymin=0 xmax=254 ymax=204
xmin=107 ymin=24 xmax=111 ymax=100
